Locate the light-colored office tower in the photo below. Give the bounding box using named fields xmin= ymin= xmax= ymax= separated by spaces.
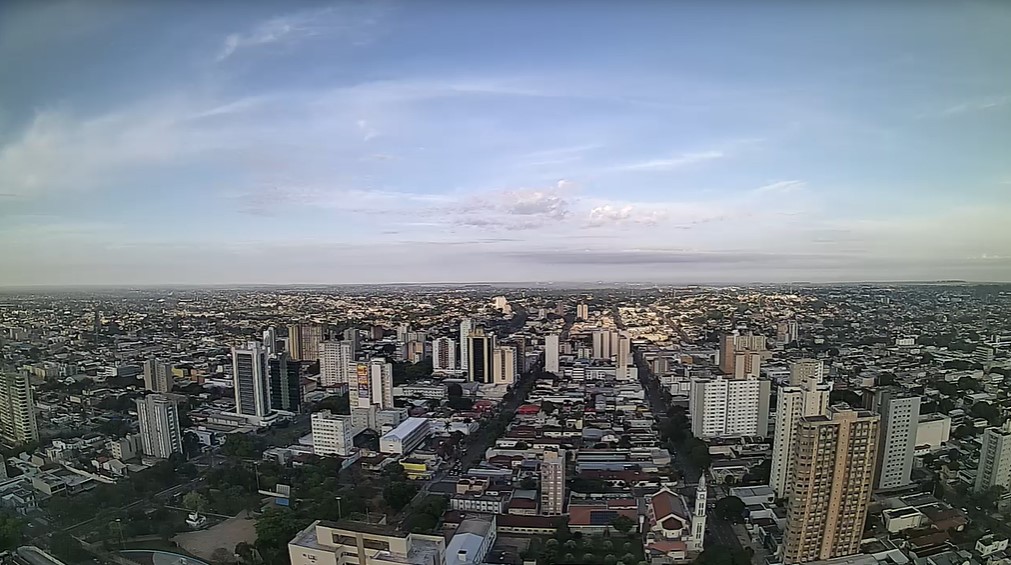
xmin=432 ymin=337 xmax=457 ymax=370
xmin=690 ymin=474 xmax=707 ymax=551
xmin=872 ymin=388 xmax=921 ymax=490
xmin=789 ymin=359 xmax=824 ymax=385
xmin=459 ymin=319 xmax=473 ymax=371
xmin=770 ymin=366 xmax=832 ymax=497
xmin=318 ymin=340 xmax=354 ymax=387
xmin=616 ymin=335 xmax=631 ymax=378
xmin=541 ymin=449 xmax=566 ymax=515
xmin=143 ymin=359 xmax=173 ymax=393
xmin=311 ymin=410 xmax=355 ymax=456
xmin=354 ymin=359 xmax=394 ymax=410
xmin=576 ymin=303 xmax=589 ymax=320
xmin=544 ymin=334 xmax=560 ymax=374
xmin=688 ymin=375 xmax=771 ymax=439
xmin=263 ymin=327 xmax=278 ymax=357
xmin=492 ymin=346 xmax=517 ymax=385
xmin=783 ymin=407 xmax=880 ymax=564
xmin=592 ymin=330 xmax=612 ymax=360
xmin=975 ymin=421 xmax=1011 ymax=493
xmin=467 ymin=327 xmax=492 ymax=383
xmin=0 ymin=373 xmax=38 ymax=445
xmin=232 ymin=342 xmax=271 ymax=418
xmin=288 ymin=323 xmax=325 ymax=361
xmin=136 ymin=394 xmax=183 ymax=459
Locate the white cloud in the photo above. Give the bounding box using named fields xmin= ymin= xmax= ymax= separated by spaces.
xmin=587 ymin=205 xmax=667 ymax=226
xmin=611 ymin=150 xmax=724 ymax=172
xmin=754 ymin=180 xmax=806 ymax=194
xmin=937 ymin=95 xmax=1011 ymax=117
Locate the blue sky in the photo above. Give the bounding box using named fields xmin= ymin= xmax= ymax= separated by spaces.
xmin=1 ymin=1 xmax=1010 ymax=285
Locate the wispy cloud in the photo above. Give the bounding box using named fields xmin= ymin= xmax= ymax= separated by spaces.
xmin=933 ymin=95 xmax=1011 ymax=117
xmin=610 ymin=150 xmax=724 ymax=172
xmin=754 ymin=180 xmax=806 ymax=195
xmin=215 ymin=4 xmax=386 ymax=62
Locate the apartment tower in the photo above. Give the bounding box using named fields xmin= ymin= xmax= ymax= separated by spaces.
xmin=770 ymin=360 xmax=832 ymax=497
xmin=136 ymin=394 xmax=183 ymax=459
xmin=782 ymin=407 xmax=880 ymax=564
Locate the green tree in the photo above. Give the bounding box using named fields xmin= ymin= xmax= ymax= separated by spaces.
xmin=610 ymin=515 xmax=635 ymax=535
xmin=383 ymin=482 xmax=418 ymax=511
xmin=0 ymin=516 xmax=23 ymax=551
xmin=447 ymin=383 xmax=464 ymax=397
xmin=235 ymin=542 xmax=257 ymax=564
xmin=714 ymin=496 xmax=746 ymax=523
xmin=183 ymin=491 xmax=209 ymax=514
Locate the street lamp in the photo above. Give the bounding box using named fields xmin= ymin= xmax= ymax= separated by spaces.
xmin=335 ymin=497 xmax=342 ymax=520
xmin=115 ymin=518 xmax=125 ymax=548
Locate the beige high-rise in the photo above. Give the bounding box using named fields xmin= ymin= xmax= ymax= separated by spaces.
xmin=783 ymin=407 xmax=879 ymax=564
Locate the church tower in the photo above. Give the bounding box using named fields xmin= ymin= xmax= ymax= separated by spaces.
xmin=690 ymin=474 xmax=707 ymax=551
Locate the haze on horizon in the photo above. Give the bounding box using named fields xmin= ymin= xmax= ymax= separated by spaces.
xmin=1 ymin=1 xmax=1010 ymax=286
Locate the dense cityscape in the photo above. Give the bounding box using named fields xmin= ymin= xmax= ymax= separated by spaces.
xmin=0 ymin=284 xmax=1008 ymax=565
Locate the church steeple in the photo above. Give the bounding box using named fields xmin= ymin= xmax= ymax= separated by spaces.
xmin=690 ymin=475 xmax=707 ymax=551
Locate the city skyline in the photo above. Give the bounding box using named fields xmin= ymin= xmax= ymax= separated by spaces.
xmin=2 ymin=1 xmax=1010 ymax=285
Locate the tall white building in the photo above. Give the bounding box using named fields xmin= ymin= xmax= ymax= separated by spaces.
xmin=0 ymin=372 xmax=38 ymax=445
xmin=544 ymin=334 xmax=560 ymax=374
xmin=616 ymin=335 xmax=631 ymax=378
xmin=263 ymin=327 xmax=278 ymax=357
xmin=354 ymin=359 xmax=394 ymax=410
xmin=576 ymin=303 xmax=589 ymax=321
xmin=492 ymin=346 xmax=517 ymax=385
xmin=592 ymin=330 xmax=613 ymax=360
xmin=459 ymin=319 xmax=473 ymax=371
xmin=688 ymin=375 xmax=770 ymax=439
xmin=690 ymin=474 xmax=707 ymax=551
xmin=976 ymin=421 xmax=1011 ymax=493
xmin=311 ymin=410 xmax=355 ymax=456
xmin=319 ymin=340 xmax=354 ymax=387
xmin=136 ymin=394 xmax=183 ymax=459
xmin=541 ymin=449 xmax=566 ymax=515
xmin=143 ymin=359 xmax=173 ymax=393
xmin=432 ymin=337 xmax=457 ymax=370
xmin=872 ymin=388 xmax=921 ymax=490
xmin=232 ymin=342 xmax=271 ymax=419
xmin=770 ymin=362 xmax=832 ymax=497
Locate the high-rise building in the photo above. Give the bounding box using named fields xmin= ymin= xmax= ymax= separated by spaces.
xmin=432 ymin=337 xmax=457 ymax=370
xmin=541 ymin=449 xmax=566 ymax=515
xmin=777 ymin=320 xmax=799 ymax=344
xmin=288 ymin=323 xmax=325 ymax=361
xmin=467 ymin=327 xmax=492 ymax=384
xmin=143 ymin=359 xmax=173 ymax=393
xmin=268 ymin=353 xmax=302 ymax=413
xmin=0 ymin=373 xmax=38 ymax=445
xmin=404 ymin=340 xmax=425 ymax=363
xmin=319 ymin=341 xmax=354 ymax=387
xmin=871 ymin=388 xmax=920 ymax=490
xmin=975 ymin=421 xmax=1011 ymax=493
xmin=591 ymin=330 xmax=612 ymax=360
xmin=311 ymin=410 xmax=355 ymax=456
xmin=576 ymin=304 xmax=589 ymax=320
xmin=354 ymin=359 xmax=394 ymax=410
xmin=232 ymin=342 xmax=271 ymax=419
xmin=459 ymin=319 xmax=473 ymax=372
xmin=396 ymin=323 xmax=411 ymax=343
xmin=263 ymin=327 xmax=278 ymax=357
xmin=492 ymin=346 xmax=517 ymax=385
xmin=770 ymin=363 xmax=832 ymax=497
xmin=789 ymin=359 xmax=824 ymax=385
xmin=616 ymin=335 xmax=631 ymax=378
xmin=720 ymin=332 xmax=768 ymax=377
xmin=544 ymin=334 xmax=560 ymax=374
xmin=342 ymin=327 xmax=360 ymax=356
xmin=136 ymin=394 xmax=183 ymax=459
xmin=688 ymin=375 xmax=771 ymax=438
xmin=782 ymin=407 xmax=880 ymax=564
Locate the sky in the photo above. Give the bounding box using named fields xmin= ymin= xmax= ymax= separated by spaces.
xmin=1 ymin=0 xmax=1010 ymax=286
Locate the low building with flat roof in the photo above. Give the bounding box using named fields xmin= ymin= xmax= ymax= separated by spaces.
xmin=379 ymin=417 xmax=431 ymax=455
